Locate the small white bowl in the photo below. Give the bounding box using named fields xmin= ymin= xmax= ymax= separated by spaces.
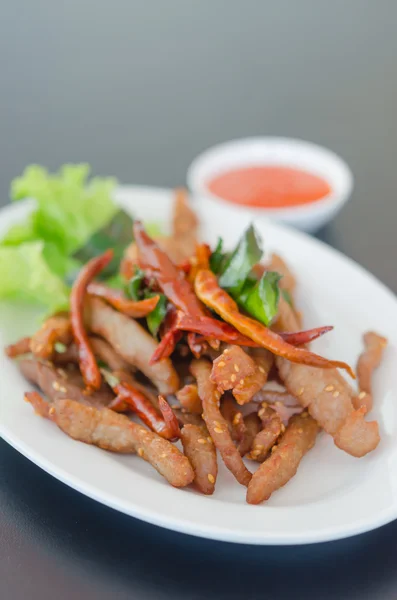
xmin=187 ymin=137 xmax=354 ymax=232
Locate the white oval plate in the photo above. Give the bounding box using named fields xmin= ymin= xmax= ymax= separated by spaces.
xmin=1 ymin=186 xmax=397 ymax=545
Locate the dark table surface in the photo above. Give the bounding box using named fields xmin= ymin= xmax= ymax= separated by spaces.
xmin=1 ymin=2 xmax=397 ymax=599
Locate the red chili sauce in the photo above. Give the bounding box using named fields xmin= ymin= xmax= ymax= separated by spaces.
xmin=208 ymin=166 xmax=331 ymax=209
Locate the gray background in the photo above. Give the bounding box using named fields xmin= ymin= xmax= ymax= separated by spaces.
xmin=1 ymin=1 xmax=397 ymax=599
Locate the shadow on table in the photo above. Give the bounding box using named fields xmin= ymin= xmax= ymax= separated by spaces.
xmin=1 ymin=440 xmax=395 ymax=600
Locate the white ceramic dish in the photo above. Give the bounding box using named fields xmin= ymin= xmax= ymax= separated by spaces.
xmin=187 ymin=137 xmax=354 ymax=232
xmin=1 ymin=185 xmax=397 ymax=546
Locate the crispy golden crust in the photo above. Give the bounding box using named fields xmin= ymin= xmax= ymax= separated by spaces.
xmin=211 ymin=345 xmax=256 ymax=394
xmin=5 ymin=336 xmax=31 ymax=358
xmin=19 ymin=359 xmax=114 ymax=409
xmin=37 ymin=397 xmax=194 ymax=488
xmin=220 ymin=394 xmax=246 ymax=442
xmin=181 ymin=424 xmax=217 ymax=494
xmin=86 ymin=297 xmax=179 ymax=395
xmin=247 ymin=413 xmax=318 ymax=504
xmin=252 ymin=390 xmax=303 ymax=424
xmin=247 ymin=406 xmax=283 ymax=462
xmin=275 ymin=296 xmax=380 ymax=457
xmin=237 ymin=412 xmax=262 ymax=457
xmin=191 ymin=358 xmax=252 ymax=486
xmin=233 ymin=348 xmax=273 ymax=405
xmin=176 ymin=383 xmax=202 ymax=414
xmin=354 ymin=331 xmax=387 ymax=412
xmin=30 ymin=315 xmax=73 ymax=360
xmin=333 ymin=406 xmax=380 ymax=457
xmin=54 ymin=337 xmax=132 ymax=373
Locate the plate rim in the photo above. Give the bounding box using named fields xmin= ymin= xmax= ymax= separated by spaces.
xmin=1 ymin=184 xmax=397 ymax=546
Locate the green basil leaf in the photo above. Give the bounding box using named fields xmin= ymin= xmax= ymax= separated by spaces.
xmin=238 ymin=271 xmax=281 ymax=326
xmin=209 ymin=238 xmax=227 ymax=274
xmin=218 ymin=225 xmax=263 ymax=295
xmin=125 ymin=267 xmax=145 ymax=301
xmin=73 ymin=210 xmax=134 ymax=279
xmin=145 ymin=292 xmax=168 ymax=337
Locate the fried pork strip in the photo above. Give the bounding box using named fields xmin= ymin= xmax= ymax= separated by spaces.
xmin=354 ymin=331 xmax=387 ymax=412
xmin=25 ymin=394 xmax=194 ymax=488
xmin=237 ymin=412 xmax=262 ymax=457
xmin=247 ymin=405 xmax=283 ymax=462
xmin=275 ymin=296 xmax=380 ymax=457
xmin=5 ymin=336 xmax=31 ymax=358
xmin=247 ymin=413 xmax=318 ymax=504
xmin=176 ymin=383 xmax=202 ymax=414
xmin=233 ymin=348 xmax=273 ymax=405
xmin=180 ymin=424 xmax=217 ymax=494
xmin=86 ymin=297 xmax=179 ymax=394
xmin=53 ymin=337 xmax=132 ymax=372
xmin=210 ymin=345 xmax=255 ymax=394
xmin=19 ymin=358 xmax=114 ymax=409
xmin=30 ymin=314 xmax=73 ymax=359
xmin=191 ymin=358 xmax=252 ymax=486
xmin=220 ymin=394 xmax=246 ymax=442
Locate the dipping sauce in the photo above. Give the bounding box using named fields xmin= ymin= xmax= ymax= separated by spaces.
xmin=208 ymin=166 xmax=332 ymax=209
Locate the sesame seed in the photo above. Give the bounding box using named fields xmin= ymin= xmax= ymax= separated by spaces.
xmin=298 ymin=428 xmax=303 ymax=433
xmin=52 ymin=381 xmax=61 ymax=391
xmin=297 ymin=387 xmax=304 ymax=396
xmin=234 ymin=364 xmax=240 ymax=373
xmin=271 ymin=445 xmax=278 ymax=453
xmin=197 ymin=438 xmax=207 ymax=444
xmin=325 ymin=385 xmax=334 ymax=392
xmin=223 ymin=348 xmax=229 ymax=354
xmin=207 ymin=437 xmax=213 ymax=443
xmin=160 ymin=453 xmax=167 ymax=458
xmin=261 ymin=401 xmax=268 ymax=408
xmin=207 ymin=474 xmax=215 ymax=484
xmin=232 ymin=413 xmax=242 ymax=425
xmin=251 ymin=450 xmax=260 ymax=458
xmin=333 ymin=390 xmax=340 ymax=398
xmin=255 ymin=444 xmax=264 ymax=451
xmin=59 ymin=386 xmax=67 ymax=393
xmin=214 ymin=427 xmax=223 ymax=434
xmin=57 ymin=368 xmax=66 ymax=377
xmin=49 ymin=407 xmax=55 ymax=415
xmin=230 ymin=374 xmax=236 ymax=382
xmin=258 ymin=366 xmax=265 ymax=374
xmin=239 ymin=379 xmax=245 ymax=385
xmin=213 ymin=420 xmax=220 ymax=427
xmin=281 ymin=424 xmax=286 ymax=432
xmin=217 ymin=361 xmax=226 ymax=368
xmin=258 ymin=408 xmax=265 ymax=417
xmin=275 ymin=401 xmax=282 ymax=407
xmin=358 ymin=391 xmax=367 ymax=399
xmin=137 ymin=448 xmax=144 ymax=457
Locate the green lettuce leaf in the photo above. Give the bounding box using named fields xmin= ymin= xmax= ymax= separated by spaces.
xmin=10 ymin=164 xmax=117 ymax=255
xmin=0 ymin=241 xmax=69 ymax=313
xmin=218 ymin=225 xmax=263 ymax=295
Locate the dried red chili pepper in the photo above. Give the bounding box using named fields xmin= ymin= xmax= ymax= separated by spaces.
xmin=70 ymin=249 xmax=114 ymax=390
xmin=108 ymin=378 xmax=177 ymax=440
xmin=133 ymin=221 xmax=206 ymax=317
xmin=195 ymin=269 xmax=355 ymax=378
xmin=87 ymin=282 xmax=160 ymax=317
